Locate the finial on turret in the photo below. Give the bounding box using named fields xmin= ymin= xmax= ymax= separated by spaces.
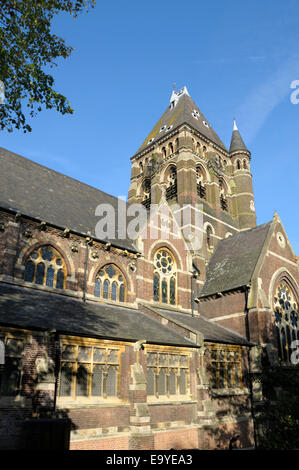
xmin=229 ymin=118 xmax=248 ymax=153
xmin=273 ymin=211 xmax=280 ymax=222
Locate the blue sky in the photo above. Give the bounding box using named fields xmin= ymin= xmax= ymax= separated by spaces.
xmin=1 ymin=0 xmax=299 ymax=254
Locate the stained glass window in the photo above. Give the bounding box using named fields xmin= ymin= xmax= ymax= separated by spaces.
xmin=153 ymin=249 xmax=176 ymax=305
xmin=24 ymin=261 xmax=34 ymax=283
xmin=24 ymin=246 xmax=66 ymax=289
xmin=94 ymin=279 xmax=101 ymax=298
xmin=94 ymin=264 xmax=126 ymax=303
xmin=273 ymin=282 xmax=299 ymax=362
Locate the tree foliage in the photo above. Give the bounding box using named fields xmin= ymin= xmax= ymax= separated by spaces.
xmin=253 ymin=364 xmax=299 ymax=449
xmin=0 ymin=0 xmax=95 ymax=132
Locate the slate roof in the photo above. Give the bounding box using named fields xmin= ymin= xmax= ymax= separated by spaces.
xmin=0 ymin=147 xmax=137 ymax=252
xmin=229 ymin=127 xmax=248 ymax=153
xmin=0 ymin=283 xmax=197 ymax=347
xmin=134 ymin=91 xmax=227 ymax=155
xmin=156 ymin=308 xmax=251 ymax=346
xmin=198 ymin=222 xmax=272 ymax=298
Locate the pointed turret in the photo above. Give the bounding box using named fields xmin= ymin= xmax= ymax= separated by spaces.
xmin=229 ymin=119 xmax=248 ymax=153
xmin=229 ymin=119 xmax=256 ymax=230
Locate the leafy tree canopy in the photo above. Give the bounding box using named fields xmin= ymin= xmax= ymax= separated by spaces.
xmin=0 ymin=0 xmax=95 ymax=132
xmin=253 ymin=364 xmax=299 ymax=450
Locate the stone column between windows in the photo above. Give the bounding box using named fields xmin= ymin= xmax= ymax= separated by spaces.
xmin=128 ymin=345 xmax=154 ymax=450
xmin=33 ymin=332 xmax=57 ymax=415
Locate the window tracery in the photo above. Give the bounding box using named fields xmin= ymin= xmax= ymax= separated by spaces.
xmin=94 ymin=264 xmax=126 ymax=303
xmin=24 ymin=245 xmax=66 ymax=289
xmin=153 ymin=248 xmax=176 ymax=305
xmin=273 ymin=282 xmax=299 ymax=362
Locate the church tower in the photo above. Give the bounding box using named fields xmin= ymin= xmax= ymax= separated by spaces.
xmin=128 ymin=87 xmax=256 ymax=278
xmin=229 ymin=119 xmax=257 ymax=230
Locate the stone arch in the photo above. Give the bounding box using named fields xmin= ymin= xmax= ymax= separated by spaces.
xmin=218 ymin=177 xmax=231 ymax=195
xmin=19 ymin=240 xmax=73 ymax=277
xmin=268 ymin=268 xmax=299 ymax=308
xmin=160 ymin=162 xmax=177 ymax=183
xmin=195 ymin=162 xmax=210 ymax=182
xmin=91 ymin=262 xmax=130 ymax=302
xmin=147 ymin=240 xmax=183 ymax=272
xmin=203 ymin=222 xmax=215 ymax=250
xmin=269 ymin=268 xmax=299 ymax=362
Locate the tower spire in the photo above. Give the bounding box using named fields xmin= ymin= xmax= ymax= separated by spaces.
xmin=229 ymin=118 xmax=248 ymax=153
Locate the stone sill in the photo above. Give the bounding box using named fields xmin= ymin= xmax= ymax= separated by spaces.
xmin=210 ymin=388 xmax=250 ymax=398
xmin=148 ymin=400 xmax=197 ymax=406
xmin=56 ymin=399 xmax=129 ymax=409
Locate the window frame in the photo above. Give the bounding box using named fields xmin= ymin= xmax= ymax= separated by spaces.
xmin=0 ymin=329 xmax=29 ymax=403
xmin=208 ymin=344 xmax=245 ymax=391
xmin=24 ymin=245 xmax=67 ymax=289
xmin=153 ymin=248 xmax=177 ymax=306
xmin=273 ymin=282 xmax=299 ymax=363
xmin=57 ymin=336 xmax=125 ymax=406
xmin=94 ymin=264 xmax=127 ymax=303
xmin=145 ymin=345 xmax=192 ymax=402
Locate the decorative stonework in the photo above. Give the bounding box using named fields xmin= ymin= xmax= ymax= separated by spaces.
xmin=276 ymin=232 xmax=285 ymax=249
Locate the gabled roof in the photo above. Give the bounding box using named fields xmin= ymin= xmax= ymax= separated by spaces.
xmin=134 ymin=87 xmax=227 ymax=155
xmin=0 ymin=147 xmax=137 ymax=252
xmin=198 ymin=222 xmax=273 ymax=298
xmin=0 ymin=283 xmax=197 ymax=347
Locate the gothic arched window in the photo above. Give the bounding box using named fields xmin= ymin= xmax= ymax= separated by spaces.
xmin=196 ymin=165 xmax=206 ymax=200
xmin=206 ymin=225 xmax=213 ymax=250
xmin=24 ymin=245 xmax=66 ymax=289
xmin=165 ymin=165 xmax=177 ymax=201
xmin=273 ymin=282 xmax=299 ymax=362
xmin=94 ymin=264 xmax=126 ymax=303
xmin=141 ymin=178 xmax=151 ymax=210
xmin=219 ymin=178 xmax=228 ymax=211
xmin=153 ymin=248 xmax=177 ymax=305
